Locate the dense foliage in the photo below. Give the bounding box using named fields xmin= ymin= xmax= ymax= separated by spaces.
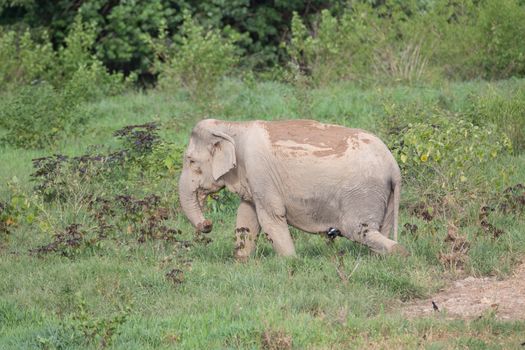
xmin=1 ymin=0 xmax=525 ymax=82
xmin=0 ymin=0 xmax=344 ymax=74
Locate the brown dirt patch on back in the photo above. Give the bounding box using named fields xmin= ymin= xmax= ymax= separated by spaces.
xmin=263 ymin=120 xmax=363 ymax=157
xmin=402 ymin=262 xmax=525 ymax=320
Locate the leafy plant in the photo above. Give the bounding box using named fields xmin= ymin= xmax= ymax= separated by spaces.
xmin=0 ymin=83 xmax=79 ymax=149
xmin=476 ymin=0 xmax=525 ymax=79
xmin=468 ymin=85 xmax=525 ymax=153
xmin=287 ymin=9 xmax=369 ymax=85
xmin=0 ymin=29 xmax=55 ymax=91
xmin=43 ymin=292 xmax=131 ymax=349
xmin=385 ymin=104 xmax=512 ymax=217
xmin=0 ymin=180 xmax=36 ymax=234
xmin=154 ymin=10 xmax=241 ymax=97
xmin=28 ymin=122 xmax=188 ymax=254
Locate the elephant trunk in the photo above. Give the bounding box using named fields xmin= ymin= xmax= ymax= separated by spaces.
xmin=178 ymin=170 xmax=213 ymax=233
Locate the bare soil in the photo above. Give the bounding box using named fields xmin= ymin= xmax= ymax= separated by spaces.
xmin=402 ymin=262 xmax=525 ymax=320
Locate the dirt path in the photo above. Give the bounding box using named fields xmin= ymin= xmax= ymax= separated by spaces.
xmin=402 ymin=262 xmax=525 ymax=320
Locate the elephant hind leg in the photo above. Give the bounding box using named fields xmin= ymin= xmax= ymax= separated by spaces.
xmin=349 ymin=226 xmax=407 ymax=256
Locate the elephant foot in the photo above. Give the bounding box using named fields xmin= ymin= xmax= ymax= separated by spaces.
xmin=390 ymin=243 xmax=410 ymax=257
xmin=197 ymin=220 xmax=213 ymax=233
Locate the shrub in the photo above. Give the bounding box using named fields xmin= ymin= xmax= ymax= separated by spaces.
xmin=28 ymin=123 xmax=187 ymax=254
xmin=286 ymin=0 xmax=525 ymax=84
xmin=384 ymin=104 xmax=512 ymax=215
xmin=0 ymin=29 xmax=55 ymax=90
xmin=468 ymin=84 xmax=525 ymax=153
xmin=391 ymin=115 xmax=511 ymax=180
xmin=54 ymin=15 xmax=125 ymax=98
xmin=31 ymin=123 xmax=184 ymax=200
xmin=287 ymin=5 xmax=434 ymax=85
xmin=0 ymin=83 xmax=80 ymax=149
xmin=0 ymin=15 xmax=123 ymax=93
xmin=287 ymin=8 xmax=372 ymax=85
xmin=154 ymin=11 xmax=241 ymax=97
xmin=62 ymin=61 xmax=125 ymax=104
xmin=0 ymin=16 xmax=125 ymax=149
xmin=476 ymin=0 xmax=525 ymax=79
xmin=0 ymin=180 xmax=36 ymax=234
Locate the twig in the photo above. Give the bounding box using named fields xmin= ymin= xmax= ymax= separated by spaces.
xmin=332 ymin=255 xmax=361 ymax=285
xmin=348 ymin=257 xmax=361 ymax=279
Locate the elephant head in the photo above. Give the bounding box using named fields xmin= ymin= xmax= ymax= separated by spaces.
xmin=178 ymin=120 xmax=236 ymax=233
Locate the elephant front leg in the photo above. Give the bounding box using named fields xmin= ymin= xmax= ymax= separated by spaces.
xmin=234 ymin=201 xmax=261 ymax=261
xmin=256 ymin=208 xmax=296 ymax=257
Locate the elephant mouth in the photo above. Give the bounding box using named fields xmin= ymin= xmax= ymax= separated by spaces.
xmin=196 ymin=184 xmax=224 ymax=209
xmin=197 ymin=190 xmax=208 ymax=209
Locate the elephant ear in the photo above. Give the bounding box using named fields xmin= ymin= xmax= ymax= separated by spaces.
xmin=211 ymin=131 xmax=236 ymax=181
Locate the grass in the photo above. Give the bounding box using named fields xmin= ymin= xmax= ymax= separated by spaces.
xmin=1 ymin=78 xmax=524 ymax=349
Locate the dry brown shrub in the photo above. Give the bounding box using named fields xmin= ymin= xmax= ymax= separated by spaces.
xmin=439 ymin=223 xmax=470 ymax=269
xmin=261 ymin=328 xmax=292 ymax=350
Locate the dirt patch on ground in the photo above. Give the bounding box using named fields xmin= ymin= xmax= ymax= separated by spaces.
xmin=402 ymin=262 xmax=525 ymax=320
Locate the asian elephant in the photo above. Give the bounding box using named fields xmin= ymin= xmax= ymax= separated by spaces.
xmin=178 ymin=119 xmax=406 ymax=260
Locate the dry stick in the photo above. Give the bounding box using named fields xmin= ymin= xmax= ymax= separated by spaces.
xmin=348 ymin=257 xmax=361 ymax=279
xmin=333 ymin=254 xmax=362 ymax=285
xmin=333 ymin=257 xmax=348 ymax=285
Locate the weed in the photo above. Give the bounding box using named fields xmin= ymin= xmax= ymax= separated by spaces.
xmin=68 ymin=293 xmax=130 ymax=349
xmin=113 ymin=122 xmax=160 ymax=154
xmin=0 ymin=181 xmax=35 ymax=234
xmin=478 ymin=206 xmax=505 ymax=240
xmin=261 ymin=328 xmax=293 ymax=350
xmin=29 ymin=224 xmax=93 ymax=257
xmin=165 ymin=268 xmax=185 ymax=285
xmin=26 ymin=122 xmax=188 ymax=257
xmin=439 ymin=224 xmax=470 ymax=269
xmin=496 ymin=184 xmax=525 ymax=215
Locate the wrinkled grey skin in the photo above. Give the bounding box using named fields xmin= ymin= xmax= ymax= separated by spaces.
xmin=179 ymin=119 xmax=405 ymax=259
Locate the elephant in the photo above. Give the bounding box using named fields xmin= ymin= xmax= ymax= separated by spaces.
xmin=178 ymin=119 xmax=407 ymax=260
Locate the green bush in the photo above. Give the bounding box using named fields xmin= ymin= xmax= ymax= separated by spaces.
xmin=385 ymin=104 xmax=512 ymax=215
xmin=287 ymin=8 xmax=371 ymax=85
xmin=0 ymin=16 xmax=126 ymax=149
xmin=62 ymin=61 xmax=125 ymax=104
xmin=287 ymin=0 xmax=525 ymax=84
xmin=54 ymin=15 xmax=125 ymax=98
xmin=0 ymin=83 xmax=81 ymax=149
xmin=0 ymin=29 xmax=55 ymax=91
xmin=154 ymin=11 xmax=241 ymax=96
xmin=0 ymin=180 xmax=36 ymax=234
xmin=0 ymin=15 xmax=123 ymax=93
xmin=414 ymin=0 xmax=525 ymax=80
xmin=391 ymin=115 xmax=511 ymax=180
xmin=476 ymin=0 xmax=525 ymax=79
xmin=468 ymin=84 xmax=525 ymax=154
xmin=287 ymin=5 xmax=435 ymax=85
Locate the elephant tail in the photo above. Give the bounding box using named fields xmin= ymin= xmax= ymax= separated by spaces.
xmin=381 ymin=176 xmax=401 ymax=241
xmin=392 ymin=177 xmax=401 ymax=242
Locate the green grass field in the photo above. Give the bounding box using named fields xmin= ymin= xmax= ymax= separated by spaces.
xmin=1 ymin=79 xmax=524 ymax=349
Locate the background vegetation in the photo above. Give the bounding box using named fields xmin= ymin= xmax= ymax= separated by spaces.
xmin=1 ymin=0 xmax=524 ymax=348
